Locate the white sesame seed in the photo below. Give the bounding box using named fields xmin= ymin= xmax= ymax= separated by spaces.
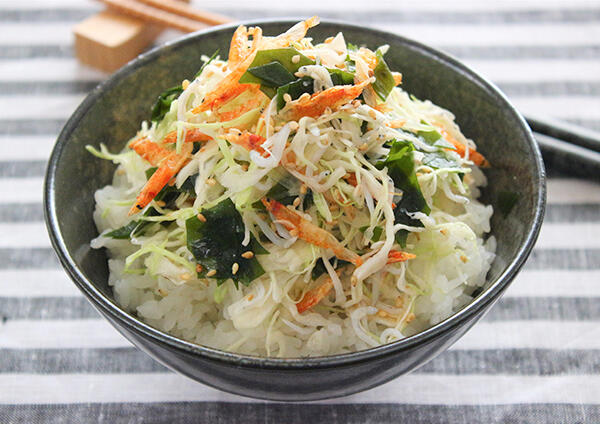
xmin=291 ymin=54 xmax=300 ymax=64
xmin=232 ymin=262 xmax=239 ymax=275
xmin=206 ymin=269 xmax=217 ymax=277
xmin=182 ymin=79 xmax=190 ymax=90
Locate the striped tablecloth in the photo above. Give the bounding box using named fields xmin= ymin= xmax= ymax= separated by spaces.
xmin=1 ymin=1 xmax=599 ymax=422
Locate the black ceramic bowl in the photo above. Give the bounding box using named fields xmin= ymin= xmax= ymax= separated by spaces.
xmin=44 ymin=19 xmax=545 ymax=401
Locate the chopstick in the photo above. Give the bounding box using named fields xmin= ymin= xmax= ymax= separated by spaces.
xmin=523 ymin=114 xmax=600 ymax=180
xmin=133 ymin=0 xmax=232 ymax=26
xmin=98 ymin=0 xmax=231 ymax=33
xmin=526 ymin=114 xmax=600 ymax=153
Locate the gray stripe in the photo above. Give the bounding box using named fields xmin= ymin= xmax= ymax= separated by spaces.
xmin=1 ymin=403 xmax=598 ymax=424
xmin=485 ymin=297 xmax=600 ymax=321
xmin=3 ymin=80 xmax=600 ymax=97
xmin=0 ymin=81 xmax=99 ymax=95
xmin=0 ymin=248 xmax=60 ymax=269
xmin=524 ymin=248 xmax=600 ymax=270
xmin=0 ymin=160 xmax=46 ymax=178
xmin=0 ymin=119 xmax=65 ymax=135
xmin=545 ymin=204 xmax=600 ymax=223
xmin=1 ymin=348 xmax=597 ymax=375
xmin=1 ymin=296 xmax=598 ymax=321
xmin=0 ymin=203 xmax=596 ymax=224
xmin=0 ymin=45 xmax=72 ymax=59
xmin=498 ymin=82 xmax=600 ymax=97
xmin=0 ymin=203 xmax=44 ymax=222
xmin=0 ymin=8 xmax=95 ymax=22
xmin=444 ymin=45 xmax=600 ymax=59
xmin=4 ymin=7 xmax=600 ymax=24
xmin=1 ymin=248 xmax=599 ymax=270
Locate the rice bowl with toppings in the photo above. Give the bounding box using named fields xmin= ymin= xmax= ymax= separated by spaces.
xmin=88 ymin=17 xmax=496 ymax=357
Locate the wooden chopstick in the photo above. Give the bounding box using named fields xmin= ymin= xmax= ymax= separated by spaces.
xmin=134 ymin=0 xmax=232 ymax=26
xmin=99 ymin=0 xmax=208 ymax=33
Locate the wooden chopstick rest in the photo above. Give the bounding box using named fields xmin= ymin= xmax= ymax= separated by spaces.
xmin=74 ymin=0 xmax=208 ymax=72
xmin=74 ymin=10 xmax=165 ymax=73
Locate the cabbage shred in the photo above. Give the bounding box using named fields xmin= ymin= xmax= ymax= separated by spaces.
xmin=89 ymin=18 xmax=496 ymax=357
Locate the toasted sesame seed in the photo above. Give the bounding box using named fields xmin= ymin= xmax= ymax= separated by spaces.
xmin=197 ymin=213 xmax=206 ymax=222
xmin=196 ymin=264 xmax=203 ymax=273
xmin=460 ymin=255 xmax=468 ymax=263
xmin=289 ymin=228 xmax=299 ymax=237
xmin=406 ymin=313 xmax=416 ymax=324
xmin=158 ymin=288 xmax=168 ymax=297
xmin=352 ymin=100 xmax=361 ymax=108
xmin=291 ymin=54 xmax=300 ymax=64
xmin=241 ymin=163 xmax=248 ymax=171
xmin=324 ymin=36 xmax=334 ymax=43
xmin=440 ymin=228 xmax=448 ymax=235
xmin=182 ymin=79 xmax=190 ymax=90
xmin=206 ymin=178 xmax=217 ymax=186
xmin=241 ymin=251 xmax=254 ymax=259
xmin=247 ymin=294 xmax=254 ymax=301
xmin=156 ymin=200 xmax=166 ymax=207
xmin=368 ymin=110 xmax=377 ymax=119
xmin=293 ymin=197 xmax=301 ymax=207
xmin=283 ymin=93 xmax=292 ymax=103
xmin=300 ymin=184 xmax=308 ymax=195
xmin=206 ymin=269 xmax=217 ymax=277
xmin=351 ymin=275 xmax=358 ymax=286
xmin=368 ymin=69 xmax=374 ymax=78
xmin=231 ymin=262 xmax=239 ymax=275
xmin=359 ymin=142 xmax=368 ymax=151
xmin=180 ymin=273 xmax=192 ymax=281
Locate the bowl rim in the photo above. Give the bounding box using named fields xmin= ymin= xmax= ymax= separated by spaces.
xmin=44 ymin=17 xmax=546 ymax=370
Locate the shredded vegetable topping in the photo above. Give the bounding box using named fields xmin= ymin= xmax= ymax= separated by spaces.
xmin=89 ymin=18 xmax=495 ymax=357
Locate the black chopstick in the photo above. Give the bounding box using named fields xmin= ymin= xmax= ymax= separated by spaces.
xmin=526 ymin=114 xmax=600 ymax=153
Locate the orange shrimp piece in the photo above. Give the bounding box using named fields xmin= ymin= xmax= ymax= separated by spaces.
xmin=267 ymin=16 xmax=320 ymax=48
xmin=296 ymin=250 xmax=416 ymax=314
xmin=262 ymin=198 xmax=362 ymax=266
xmin=129 ymin=138 xmax=170 ymax=165
xmin=343 ymin=173 xmax=358 ymax=187
xmin=436 ymin=125 xmax=490 ymax=168
xmin=223 ymin=131 xmax=267 ymax=156
xmin=296 ymin=277 xmax=333 ymax=314
xmin=161 ymin=128 xmax=212 ymax=145
xmin=192 ymin=26 xmax=262 ymax=114
xmin=228 ymin=25 xmax=256 ymax=68
xmin=283 ymin=80 xmax=370 ymax=121
xmin=386 ymin=250 xmax=416 ymax=264
xmin=214 ymin=85 xmax=266 ymax=122
xmin=128 ymin=141 xmax=192 ymax=215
